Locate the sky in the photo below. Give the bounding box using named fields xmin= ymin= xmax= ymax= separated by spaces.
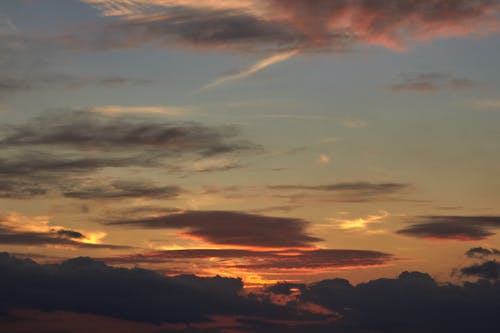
xmin=0 ymin=1 xmax=500 ymax=332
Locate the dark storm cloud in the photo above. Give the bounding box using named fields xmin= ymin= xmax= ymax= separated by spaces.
xmin=0 ymin=253 xmax=310 ymax=325
xmin=461 ymin=260 xmax=500 ymax=280
xmin=77 ymin=0 xmax=500 ymax=52
xmin=102 ymin=248 xmax=393 ymax=271
xmin=62 ymin=181 xmax=183 ymax=200
xmin=396 ymin=215 xmax=500 ymax=241
xmin=105 ymin=210 xmax=321 ymax=248
xmin=465 ymin=247 xmax=500 ymax=258
xmin=268 ymin=181 xmax=411 ymax=202
xmin=390 ymin=72 xmax=477 ymax=92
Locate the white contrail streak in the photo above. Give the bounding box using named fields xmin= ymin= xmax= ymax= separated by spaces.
xmin=198 ymin=48 xmax=300 ymax=92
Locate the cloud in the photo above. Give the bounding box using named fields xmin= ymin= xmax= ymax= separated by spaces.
xmin=199 ymin=48 xmax=300 ymax=91
xmin=90 ymin=105 xmax=187 ymax=115
xmin=0 ymin=179 xmax=48 ymax=199
xmin=62 ymin=180 xmax=183 ymax=200
xmin=65 ymin=1 xmax=500 ymax=88
xmin=341 ymin=118 xmax=367 ymax=129
xmin=0 ymin=212 xmax=129 ymax=250
xmin=103 ymin=248 xmax=393 ymax=273
xmin=105 ymin=210 xmax=321 ymax=248
xmin=297 ymin=270 xmax=500 ymax=333
xmin=79 ymin=0 xmax=500 ymax=52
xmin=0 ymin=110 xmax=254 ymax=199
xmin=0 ymin=74 xmax=152 ymax=100
xmin=0 ymin=253 xmax=310 ymax=325
xmin=396 ymin=215 xmax=500 ymax=241
xmin=327 ymin=211 xmax=389 ymax=230
xmin=269 ymin=181 xmax=411 ymax=202
xmin=0 ymin=110 xmax=250 ymax=154
xmin=1 ymin=252 xmax=499 ymax=332
xmin=466 ymin=247 xmax=500 ymax=259
xmin=390 ymin=72 xmax=477 ymax=92
xmin=461 ymin=260 xmax=500 ymax=280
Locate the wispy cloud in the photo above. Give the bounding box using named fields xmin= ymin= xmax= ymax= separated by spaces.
xmin=198 ymin=48 xmax=300 ymax=91
xmin=90 ymin=105 xmax=187 ymax=115
xmin=327 ymin=211 xmax=389 ymax=230
xmin=391 ymin=72 xmax=477 ymax=92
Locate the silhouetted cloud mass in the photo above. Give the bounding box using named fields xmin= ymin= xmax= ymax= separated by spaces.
xmin=1 ymin=252 xmax=499 ymax=332
xmin=396 ymin=215 xmax=500 ymax=241
xmin=106 ymin=210 xmax=321 ymax=248
xmin=0 ymin=253 xmax=309 ymax=325
xmin=465 ymin=247 xmax=500 ymax=259
xmin=0 ymin=227 xmax=128 ymax=249
xmin=461 ymin=261 xmax=500 ymax=280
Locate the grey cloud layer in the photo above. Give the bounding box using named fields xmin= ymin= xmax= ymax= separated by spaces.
xmin=391 ymin=72 xmax=477 ymax=92
xmin=397 ymin=215 xmax=500 ymax=241
xmin=269 ymin=181 xmax=411 ymax=202
xmin=0 ymin=111 xmax=253 ymax=200
xmin=0 ymin=111 xmax=250 ymax=154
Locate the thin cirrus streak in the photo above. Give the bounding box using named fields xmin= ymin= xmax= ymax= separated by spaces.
xmin=197 ymin=48 xmax=300 ymax=92
xmin=90 ymin=105 xmax=187 ymax=115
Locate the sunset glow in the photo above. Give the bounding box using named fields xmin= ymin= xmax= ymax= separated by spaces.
xmin=1 ymin=1 xmax=499 ymax=332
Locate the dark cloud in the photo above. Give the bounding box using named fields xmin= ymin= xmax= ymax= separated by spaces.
xmin=59 ymin=7 xmax=307 ymax=52
xmin=0 ymin=74 xmax=151 ymax=95
xmin=461 ymin=261 xmax=500 ymax=280
xmin=0 ymin=227 xmax=128 ymax=250
xmin=62 ymin=181 xmax=183 ymax=200
xmin=396 ymin=215 xmax=500 ymax=241
xmin=390 ymin=72 xmax=477 ymax=92
xmin=1 ymin=252 xmax=499 ymax=332
xmin=0 ymin=111 xmax=250 ymax=155
xmin=105 ymin=210 xmax=321 ymax=248
xmin=298 ymin=271 xmax=500 ymax=333
xmin=0 ymin=253 xmax=311 ymax=325
xmin=0 ymin=111 xmax=254 ymax=199
xmin=56 ymin=229 xmax=85 ymax=240
xmin=102 ymin=248 xmax=393 ymax=271
xmin=269 ymin=181 xmax=411 ymax=202
xmin=465 ymin=247 xmax=500 ymax=259
xmin=0 ymin=216 xmax=128 ymax=249
xmin=0 ymin=179 xmax=48 ymax=199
